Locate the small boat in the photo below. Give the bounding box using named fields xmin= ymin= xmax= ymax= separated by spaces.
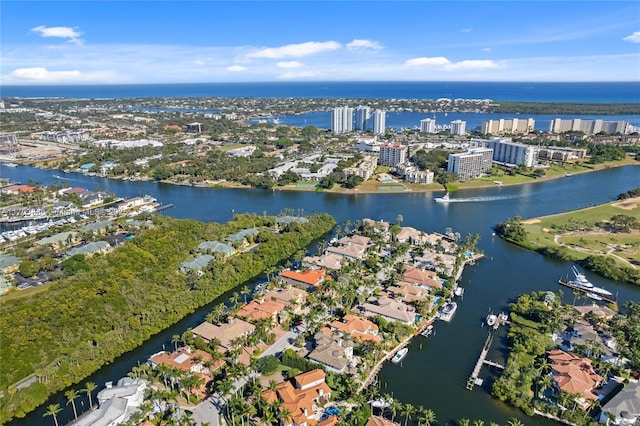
xmin=371 ymin=398 xmax=393 ymax=409
xmin=486 ymin=314 xmax=497 ymax=327
xmin=2 ymin=162 xmax=18 ymax=168
xmin=421 ymin=325 xmax=434 ymax=337
xmin=586 ymin=293 xmax=603 ymax=301
xmin=391 ymin=348 xmax=408 ymax=363
xmin=435 ymin=192 xmax=450 ymax=203
xmin=454 ymin=287 xmax=464 ymax=297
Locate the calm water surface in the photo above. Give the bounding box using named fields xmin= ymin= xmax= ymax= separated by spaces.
xmin=3 ymin=165 xmax=639 ymax=425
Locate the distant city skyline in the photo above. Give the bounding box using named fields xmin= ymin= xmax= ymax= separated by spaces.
xmin=1 ymin=1 xmax=639 ymax=85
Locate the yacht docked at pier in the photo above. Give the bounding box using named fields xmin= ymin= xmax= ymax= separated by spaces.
xmin=561 ymin=265 xmax=613 ymax=298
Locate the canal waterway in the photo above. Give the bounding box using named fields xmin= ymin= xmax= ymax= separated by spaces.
xmin=3 ymin=164 xmax=640 ymax=425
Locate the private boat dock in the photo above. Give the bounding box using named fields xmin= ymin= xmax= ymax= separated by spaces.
xmin=558 ymin=278 xmax=618 ymax=306
xmin=466 ymin=333 xmax=505 ymax=390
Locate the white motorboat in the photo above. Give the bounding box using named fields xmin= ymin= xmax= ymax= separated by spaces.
xmin=567 ymin=266 xmax=613 ymax=297
xmin=486 ymin=314 xmax=497 ymax=327
xmin=421 ymin=325 xmax=434 ymax=337
xmin=391 ymin=348 xmax=408 ymax=363
xmin=435 ymin=192 xmax=450 ymax=203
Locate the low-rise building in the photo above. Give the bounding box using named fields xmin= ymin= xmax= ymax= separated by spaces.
xmin=598 ymin=379 xmax=640 ymax=425
xmin=71 ymin=377 xmax=146 ymax=426
xmin=357 ymin=296 xmax=415 ymax=325
xmin=279 ymin=269 xmax=327 ymax=291
xmin=66 ymin=241 xmax=112 ymax=257
xmin=191 ymin=317 xmax=255 ymax=352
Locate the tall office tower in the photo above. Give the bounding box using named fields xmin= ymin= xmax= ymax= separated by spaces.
xmin=355 ymin=106 xmax=371 ymax=131
xmin=447 ymin=148 xmax=493 ymax=181
xmin=331 ymin=107 xmax=354 ymax=134
xmin=420 ymin=118 xmax=436 ymax=133
xmin=450 ymin=120 xmax=467 ymax=135
xmin=372 ymin=110 xmax=386 ymax=135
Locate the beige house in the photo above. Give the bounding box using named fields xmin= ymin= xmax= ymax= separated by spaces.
xmin=191 ymin=317 xmax=255 ymax=352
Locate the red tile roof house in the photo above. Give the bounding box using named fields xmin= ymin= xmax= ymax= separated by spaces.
xmin=324 ymin=314 xmax=382 ymax=344
xmin=279 ymin=269 xmax=327 ymax=291
xmin=401 ymin=265 xmax=443 ymax=289
xmin=235 ymin=298 xmax=286 ymax=322
xmin=263 ymin=369 xmax=335 ymax=426
xmin=547 ymin=348 xmax=603 ymax=410
xmin=148 ymin=347 xmax=220 ymax=398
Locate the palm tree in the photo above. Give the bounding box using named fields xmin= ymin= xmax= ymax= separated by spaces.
xmin=43 ymin=403 xmax=62 ymax=426
xmin=280 ymin=407 xmax=293 ymax=426
xmin=241 ymin=285 xmax=251 ymax=304
xmin=65 ymin=389 xmax=80 ymax=421
xmin=389 ymin=399 xmax=402 ymax=423
xmin=506 ymin=419 xmax=524 ymax=426
xmin=458 ymin=419 xmax=470 ymax=426
xmin=472 ymin=420 xmax=485 ymax=426
xmin=423 ymin=408 xmax=436 ymax=426
xmin=83 ymin=381 xmax=97 ymax=409
xmin=401 ymin=402 xmax=415 ymax=426
xmin=171 ymin=334 xmax=181 ymax=352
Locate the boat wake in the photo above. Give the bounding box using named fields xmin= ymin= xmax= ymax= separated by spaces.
xmin=437 ymin=194 xmax=521 ymax=203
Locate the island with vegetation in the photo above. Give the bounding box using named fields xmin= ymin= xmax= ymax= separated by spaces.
xmin=0 ymin=211 xmax=336 ymax=423
xmin=494 ymin=189 xmax=640 ymax=285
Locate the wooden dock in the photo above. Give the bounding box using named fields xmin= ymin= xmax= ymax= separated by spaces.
xmin=466 ymin=333 xmax=505 ymax=390
xmin=558 ymin=279 xmax=617 ymax=307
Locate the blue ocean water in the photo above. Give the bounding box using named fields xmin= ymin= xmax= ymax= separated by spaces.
xmin=2 ymin=81 xmax=640 ymax=103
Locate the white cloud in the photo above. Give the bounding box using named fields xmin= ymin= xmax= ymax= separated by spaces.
xmin=447 ymin=60 xmax=501 ymax=70
xmin=278 ymin=71 xmax=318 ymax=79
xmin=277 ymin=61 xmax=303 ymax=69
xmin=31 ymin=25 xmax=82 ymax=44
xmin=347 ymin=39 xmax=383 ymax=50
xmin=227 ymin=65 xmax=247 ymax=72
xmin=461 ymin=28 xmax=472 ymax=33
xmin=623 ymin=31 xmax=640 ymax=43
xmin=247 ymin=41 xmax=340 ymax=58
xmin=8 ymin=67 xmax=96 ymax=82
xmin=404 ymin=56 xmax=501 ymax=71
xmin=404 ymin=57 xmax=451 ymax=67
xmin=193 ymin=60 xmax=205 ymax=66
xmin=482 ymin=48 xmax=492 ymax=52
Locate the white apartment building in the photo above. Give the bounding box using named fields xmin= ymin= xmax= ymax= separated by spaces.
xmin=549 ymin=119 xmax=630 ymax=135
xmin=355 ymin=106 xmax=371 ymax=131
xmin=450 ymin=120 xmax=467 ymax=135
xmin=372 ymin=110 xmax=387 ymax=135
xmin=447 ymin=148 xmax=493 ymax=181
xmin=331 ymin=107 xmax=354 ymax=135
xmin=471 ymin=137 xmax=537 ymax=167
xmin=354 ymin=138 xmax=381 ymax=153
xmin=396 ymin=163 xmax=434 ymax=184
xmin=343 ymin=155 xmax=378 ymax=180
xmin=481 ymin=118 xmax=535 ymax=135
xmin=378 ymin=142 xmax=407 ymax=167
xmin=420 ymin=118 xmax=436 ymax=133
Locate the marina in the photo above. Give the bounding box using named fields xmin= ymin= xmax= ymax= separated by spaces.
xmin=466 ymin=333 xmax=505 ymax=391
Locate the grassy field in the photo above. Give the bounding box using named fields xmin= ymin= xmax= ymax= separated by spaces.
xmin=521 ymin=197 xmax=640 ymax=267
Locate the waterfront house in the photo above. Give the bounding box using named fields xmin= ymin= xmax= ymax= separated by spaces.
xmin=573 ymin=304 xmax=617 ymax=320
xmin=396 ymin=227 xmax=430 ymax=245
xmin=1 ymin=184 xmax=36 ymax=195
xmin=226 ymin=228 xmax=259 ymax=246
xmin=366 ymin=416 xmax=400 ymax=426
xmin=325 ymin=242 xmax=368 ymax=261
xmin=303 ymin=253 xmax=343 ymax=271
xmin=279 ymin=269 xmax=327 ymax=291
xmin=276 ymin=216 xmax=309 ymax=227
xmin=324 ymin=314 xmax=382 ymax=344
xmin=71 ymin=377 xmax=146 ymax=426
xmin=357 ymin=296 xmax=415 ymax=325
xmin=261 ymin=286 xmax=308 ymax=314
xmin=386 ymin=281 xmax=431 ymax=303
xmin=401 ymin=265 xmax=443 ymax=289
xmin=79 ymin=220 xmax=113 ymax=235
xmin=308 ymin=331 xmax=356 ymax=374
xmin=598 ymin=379 xmax=640 ymax=425
xmin=263 ymin=369 xmax=333 ymax=426
xmin=236 ymin=297 xmax=286 ymax=322
xmin=414 ymin=250 xmax=457 ymax=276
xmin=191 ymin=317 xmax=255 ymax=352
xmin=547 ymin=348 xmax=603 ymax=410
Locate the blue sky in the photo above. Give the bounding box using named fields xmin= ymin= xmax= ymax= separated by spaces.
xmin=1 ymin=1 xmax=639 ymax=85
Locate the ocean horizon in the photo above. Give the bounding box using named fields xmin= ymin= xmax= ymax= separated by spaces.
xmin=2 ymin=81 xmax=640 ymax=103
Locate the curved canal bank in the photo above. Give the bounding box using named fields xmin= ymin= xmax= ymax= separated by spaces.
xmin=3 ymin=164 xmax=640 ymax=426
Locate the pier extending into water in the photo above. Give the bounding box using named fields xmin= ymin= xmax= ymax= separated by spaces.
xmin=466 ymin=333 xmax=505 ymax=390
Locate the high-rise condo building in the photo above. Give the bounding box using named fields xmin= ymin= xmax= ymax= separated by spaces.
xmin=420 ymin=118 xmax=436 ymax=133
xmin=549 ymin=118 xmax=630 ymax=135
xmin=447 ymin=148 xmax=493 ymax=181
xmin=372 ymin=110 xmax=386 ymax=135
xmin=355 ymin=106 xmax=371 ymax=131
xmin=331 ymin=107 xmax=354 ymax=135
xmin=450 ymin=120 xmax=467 ymax=135
xmin=481 ymin=118 xmax=535 ymax=135
xmin=378 ymin=141 xmax=406 ymax=167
